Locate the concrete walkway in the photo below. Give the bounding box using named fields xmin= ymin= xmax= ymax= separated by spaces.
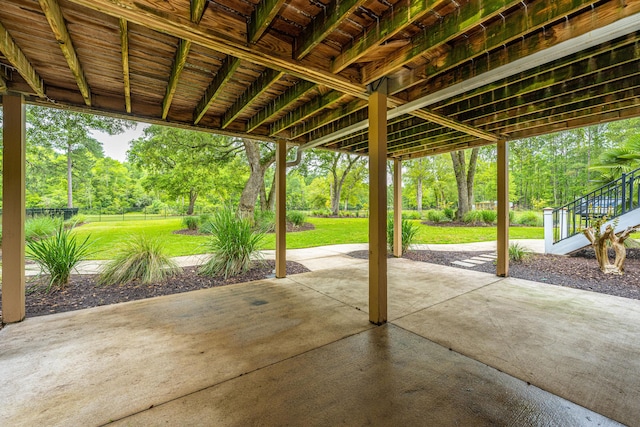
xmin=3 ymin=240 xmax=637 ymax=426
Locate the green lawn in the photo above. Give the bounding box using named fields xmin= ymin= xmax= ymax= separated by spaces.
xmin=73 ymin=217 xmax=543 ymax=260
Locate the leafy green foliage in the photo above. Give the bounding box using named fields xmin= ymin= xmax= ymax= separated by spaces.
xmin=25 ymin=216 xmax=62 ymax=241
xmin=509 ymin=242 xmax=532 ymax=262
xmin=182 ymin=216 xmax=199 ymax=230
xmin=254 ymin=209 xmax=275 ymax=232
xmin=200 ymin=209 xmax=265 ymax=278
xmin=443 ymin=207 xmax=455 ymax=220
xmin=26 ymin=224 xmax=92 ymax=290
xmin=387 ymin=218 xmax=420 ymax=253
xmin=480 ymin=210 xmax=497 ymax=224
xmin=515 ymin=211 xmax=542 ymax=227
xmin=426 ymin=209 xmax=446 ymax=223
xmin=98 ymin=235 xmax=181 ymax=285
xmin=287 ymin=211 xmax=306 ymax=227
xmin=402 ymin=210 xmax=422 ymax=220
xmin=462 ymin=210 xmax=483 ymax=224
xmin=65 ymin=214 xmax=88 ymax=227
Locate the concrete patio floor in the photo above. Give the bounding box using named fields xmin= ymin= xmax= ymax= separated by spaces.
xmin=2 ymin=243 xmax=638 ymax=426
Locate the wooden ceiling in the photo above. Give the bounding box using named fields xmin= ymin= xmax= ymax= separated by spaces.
xmin=1 ymin=0 xmax=639 ymax=158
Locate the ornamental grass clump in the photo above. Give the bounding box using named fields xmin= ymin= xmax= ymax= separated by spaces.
xmin=200 ymin=208 xmax=265 ymax=278
xmin=26 ymin=224 xmax=92 ymax=291
xmin=286 ymin=211 xmax=306 ymax=227
xmin=25 ymin=215 xmax=62 ymax=241
xmin=509 ymin=242 xmax=532 ymax=262
xmin=99 ymin=235 xmax=181 ymax=285
xmin=182 ymin=215 xmax=199 ymax=231
xmin=387 ymin=218 xmax=419 ymax=253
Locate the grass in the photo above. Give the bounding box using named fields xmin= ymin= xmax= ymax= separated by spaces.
xmin=72 ymin=217 xmax=544 ymax=259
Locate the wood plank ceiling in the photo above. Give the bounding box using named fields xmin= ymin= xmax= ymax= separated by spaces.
xmin=1 ymin=0 xmax=639 ymax=158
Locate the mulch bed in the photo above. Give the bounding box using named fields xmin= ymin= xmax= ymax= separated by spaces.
xmin=0 ymin=260 xmax=309 ymax=319
xmin=348 ymin=248 xmax=640 ymax=301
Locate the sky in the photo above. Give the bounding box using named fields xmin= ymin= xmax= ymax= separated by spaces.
xmin=90 ymin=122 xmax=149 ymax=162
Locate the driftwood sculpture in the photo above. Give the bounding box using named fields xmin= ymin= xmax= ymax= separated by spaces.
xmin=583 ymin=224 xmax=637 ymax=274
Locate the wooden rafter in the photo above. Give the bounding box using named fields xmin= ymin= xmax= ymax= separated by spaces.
xmin=392 ymin=0 xmax=623 ymax=96
xmin=119 ymin=19 xmax=131 ymax=113
xmin=247 ymin=81 xmax=317 ymax=132
xmin=222 ymin=68 xmax=285 ymax=129
xmin=0 ymin=22 xmax=45 ymax=98
xmin=194 ymin=57 xmax=241 ymax=124
xmin=162 ymin=0 xmax=207 ymax=119
xmin=248 ymin=0 xmax=288 ymax=44
xmin=295 ymin=0 xmax=366 ymax=60
xmin=269 ymin=91 xmax=343 ymax=135
xmin=410 ymin=109 xmax=498 ymax=141
xmin=65 ymin=0 xmax=367 ymax=98
xmin=362 ymin=0 xmax=524 ymax=85
xmin=39 ymin=0 xmax=91 ymax=106
xmin=291 ymin=98 xmax=367 ymax=139
xmin=332 ymin=0 xmax=448 ymax=73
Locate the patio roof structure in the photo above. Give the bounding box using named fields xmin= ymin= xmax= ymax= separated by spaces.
xmin=2 ymin=0 xmax=640 ymax=324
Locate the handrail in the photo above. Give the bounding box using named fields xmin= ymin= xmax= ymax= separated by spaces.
xmin=551 ymin=166 xmax=640 ymax=243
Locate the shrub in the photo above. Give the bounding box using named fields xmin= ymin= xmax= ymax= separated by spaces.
xmin=509 ymin=210 xmax=515 ymax=224
xmin=287 ymin=211 xmax=306 ymax=227
xmin=462 ymin=210 xmax=483 ymax=224
xmin=26 ymin=224 xmax=92 ymax=291
xmin=387 ymin=218 xmax=419 ymax=253
xmin=25 ymin=216 xmax=62 ymax=241
xmin=443 ymin=207 xmax=455 ymax=220
xmin=402 ymin=211 xmax=422 ymax=220
xmin=254 ymin=209 xmax=275 ymax=232
xmin=517 ymin=211 xmax=542 ymax=227
xmin=480 ymin=210 xmax=497 ymax=224
xmin=99 ymin=235 xmax=181 ymax=285
xmin=426 ymin=209 xmax=446 ymax=223
xmin=182 ymin=216 xmax=199 ymax=230
xmin=200 ymin=208 xmax=265 ymax=278
xmin=64 ymin=214 xmax=88 ymax=228
xmin=198 ymin=213 xmax=212 ymax=225
xmin=509 ymin=242 xmax=532 ymax=262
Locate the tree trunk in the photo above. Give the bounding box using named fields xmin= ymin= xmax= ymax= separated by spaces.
xmin=266 ymin=173 xmax=276 ymax=211
xmin=186 ymin=189 xmax=197 ymax=215
xmin=67 ymin=143 xmax=73 ymax=208
xmin=450 ymin=151 xmax=469 ymax=220
xmin=583 ymin=225 xmax=636 ymax=274
xmin=467 ymin=148 xmax=479 ymax=210
xmin=330 ymin=171 xmax=340 ymax=215
xmin=238 ymin=140 xmax=274 ymax=219
xmin=416 ymin=177 xmax=423 ymax=213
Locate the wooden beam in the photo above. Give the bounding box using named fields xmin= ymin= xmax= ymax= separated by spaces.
xmin=247 ymin=80 xmax=317 ymax=132
xmin=295 ymin=0 xmax=365 ymax=60
xmin=0 ymin=22 xmax=45 ymax=98
xmin=368 ymin=80 xmax=388 ymax=325
xmin=332 ymin=0 xmax=448 ymax=73
xmin=162 ymin=0 xmax=207 ymax=119
xmin=65 ymin=0 xmax=367 ymax=98
xmin=249 ymin=0 xmax=288 ymax=44
xmin=222 ymin=68 xmax=284 ymax=129
xmin=193 ymin=57 xmax=241 ymax=124
xmin=0 ymin=73 xmax=7 ymax=93
xmin=363 ymin=0 xmax=523 ymax=84
xmin=39 ymin=0 xmax=91 ymax=106
xmin=119 ymin=19 xmax=132 ymax=113
xmin=295 ymin=99 xmax=368 ymax=140
xmin=393 ymin=159 xmax=402 ymax=258
xmin=2 ymin=94 xmax=26 ymax=323
xmin=275 ymin=140 xmax=287 ymax=278
xmin=269 ymin=91 xmax=343 ymax=136
xmin=410 ymin=109 xmax=498 ymax=141
xmin=496 ymin=140 xmax=509 ymax=277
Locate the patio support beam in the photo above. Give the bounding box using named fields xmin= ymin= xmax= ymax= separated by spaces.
xmin=496 ymin=139 xmax=509 ymax=277
xmin=0 ymin=22 xmax=46 ymax=98
xmin=2 ymin=94 xmax=26 ymax=323
xmin=269 ymin=91 xmax=343 ymax=136
xmin=39 ymin=0 xmax=92 ymax=106
xmin=368 ymin=79 xmax=388 ymax=325
xmin=393 ymin=159 xmax=402 ymax=258
xmin=119 ymin=19 xmax=132 ymax=113
xmin=194 ymin=57 xmax=241 ymax=125
xmin=161 ymin=0 xmax=207 ymax=119
xmin=222 ymin=68 xmax=285 ymax=129
xmin=275 ymin=140 xmax=287 ymax=278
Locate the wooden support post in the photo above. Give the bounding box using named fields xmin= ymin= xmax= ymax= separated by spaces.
xmin=275 ymin=140 xmax=287 ymax=278
xmin=368 ymin=79 xmax=387 ymax=325
xmin=2 ymin=94 xmax=26 ymax=323
xmin=393 ymin=159 xmax=402 ymax=258
xmin=496 ymin=140 xmax=509 ymax=277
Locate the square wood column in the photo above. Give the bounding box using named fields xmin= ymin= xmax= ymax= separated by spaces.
xmin=393 ymin=159 xmax=402 ymax=258
xmin=368 ymin=82 xmax=387 ymax=325
xmin=496 ymin=140 xmax=509 ymax=277
xmin=275 ymin=140 xmax=287 ymax=278
xmin=2 ymin=94 xmax=26 ymax=323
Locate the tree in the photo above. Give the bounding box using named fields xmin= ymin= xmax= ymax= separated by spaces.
xmin=405 ymin=158 xmax=430 ymax=212
xmin=129 ymin=126 xmax=237 ymax=215
xmin=450 ymin=148 xmax=479 ymax=220
xmin=26 ymin=106 xmax=133 ymax=208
